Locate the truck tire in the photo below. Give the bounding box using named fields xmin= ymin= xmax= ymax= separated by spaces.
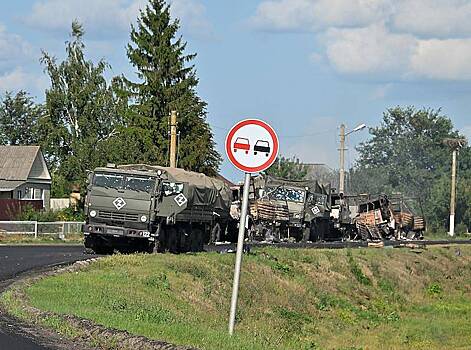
xmin=167 ymin=227 xmax=180 ymax=253
xmin=190 ymin=228 xmax=204 ymax=252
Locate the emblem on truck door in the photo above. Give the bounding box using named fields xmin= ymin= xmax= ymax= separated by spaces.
xmin=113 ymin=197 xmax=127 ymax=210
xmin=174 ymin=193 xmax=188 ymax=207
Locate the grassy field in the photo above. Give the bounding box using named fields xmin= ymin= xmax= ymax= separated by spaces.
xmin=4 ymin=246 xmax=471 ymax=350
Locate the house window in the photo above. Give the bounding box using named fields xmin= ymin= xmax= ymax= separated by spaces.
xmin=34 ymin=188 xmax=42 ymax=200
xmin=17 ymin=190 xmax=22 ymax=199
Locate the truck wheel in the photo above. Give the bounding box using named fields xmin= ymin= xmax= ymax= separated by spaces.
xmin=167 ymin=227 xmax=179 ymax=254
xmin=190 ymin=228 xmax=204 ymax=252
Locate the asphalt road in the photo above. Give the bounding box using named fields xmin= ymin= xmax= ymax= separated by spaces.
xmin=0 ymin=245 xmax=94 ymax=350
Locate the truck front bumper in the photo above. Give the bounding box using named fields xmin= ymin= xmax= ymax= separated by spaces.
xmin=82 ymin=223 xmax=154 ymax=241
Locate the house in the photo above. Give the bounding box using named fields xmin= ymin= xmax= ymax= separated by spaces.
xmin=0 ymin=146 xmax=52 ymax=210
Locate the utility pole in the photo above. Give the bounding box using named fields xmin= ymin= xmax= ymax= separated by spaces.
xmin=443 ymin=138 xmax=467 ymax=236
xmin=339 ymin=124 xmax=346 ymax=194
xmin=169 ymin=110 xmax=177 ymax=168
xmin=338 ymin=123 xmax=366 ymax=195
xmin=450 ymin=149 xmax=457 ymax=236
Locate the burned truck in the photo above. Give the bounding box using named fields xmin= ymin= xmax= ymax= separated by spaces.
xmin=330 ymin=193 xmax=426 ymax=241
xmin=83 ymin=164 xmax=232 ymax=253
xmin=247 ymin=175 xmax=331 ymax=242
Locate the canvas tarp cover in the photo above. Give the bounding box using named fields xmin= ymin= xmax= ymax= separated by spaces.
xmin=117 ymin=164 xmax=231 ymax=212
xmin=254 ymin=175 xmax=330 ymax=196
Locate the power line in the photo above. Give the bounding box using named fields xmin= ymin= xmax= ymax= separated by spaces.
xmin=210 ymin=124 xmax=336 ymax=139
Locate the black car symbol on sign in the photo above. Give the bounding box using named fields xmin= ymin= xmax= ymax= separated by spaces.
xmin=253 ymin=140 xmax=270 ymax=156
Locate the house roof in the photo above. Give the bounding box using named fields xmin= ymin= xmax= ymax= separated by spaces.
xmin=0 ymin=180 xmax=25 ymax=191
xmin=0 ymin=146 xmax=51 ymax=182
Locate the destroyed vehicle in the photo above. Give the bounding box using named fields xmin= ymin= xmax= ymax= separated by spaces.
xmin=83 ymin=164 xmax=233 ymax=254
xmin=389 ymin=194 xmax=426 ymax=239
xmin=247 ymin=175 xmax=331 ymax=242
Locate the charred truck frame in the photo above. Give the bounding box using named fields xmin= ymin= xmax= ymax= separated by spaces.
xmin=247 ymin=175 xmax=332 ymax=242
xmin=83 ymin=164 xmax=232 ymax=253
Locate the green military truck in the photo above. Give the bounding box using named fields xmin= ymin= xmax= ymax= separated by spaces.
xmin=83 ymin=164 xmax=232 ymax=253
xmin=248 ymin=175 xmax=331 ymax=242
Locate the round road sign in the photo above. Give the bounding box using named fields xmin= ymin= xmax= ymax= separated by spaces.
xmin=225 ymin=119 xmax=279 ymax=173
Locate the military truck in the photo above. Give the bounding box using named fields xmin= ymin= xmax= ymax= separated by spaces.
xmin=247 ymin=175 xmax=331 ymax=242
xmin=330 ymin=193 xmax=426 ymax=241
xmin=83 ymin=164 xmax=232 ymax=254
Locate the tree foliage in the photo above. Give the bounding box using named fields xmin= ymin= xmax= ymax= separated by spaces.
xmin=265 ymin=156 xmax=308 ymax=180
xmin=39 ymin=21 xmax=123 ymax=195
xmin=0 ymin=90 xmax=43 ymax=146
xmin=117 ymin=0 xmax=220 ymax=175
xmin=351 ymin=106 xmax=471 ymax=231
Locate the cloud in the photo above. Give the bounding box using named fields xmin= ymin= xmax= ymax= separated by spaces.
xmin=0 ymin=24 xmax=33 ymax=68
xmin=25 ymin=0 xmax=213 ymax=39
xmin=393 ymin=0 xmax=471 ymax=38
xmin=324 ymin=24 xmax=471 ymax=80
xmin=251 ymin=0 xmax=390 ymax=31
xmin=324 ymin=23 xmax=417 ymax=76
xmin=251 ymin=0 xmax=471 ymax=81
xmin=410 ymin=38 xmax=471 ymax=80
xmin=0 ymin=67 xmax=48 ymax=95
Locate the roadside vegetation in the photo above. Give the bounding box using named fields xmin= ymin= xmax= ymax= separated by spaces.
xmin=0 ymin=233 xmax=82 ymax=245
xmin=3 ymin=246 xmax=471 ymax=350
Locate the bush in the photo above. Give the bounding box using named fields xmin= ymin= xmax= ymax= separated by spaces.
xmin=16 ymin=206 xmax=85 ymax=222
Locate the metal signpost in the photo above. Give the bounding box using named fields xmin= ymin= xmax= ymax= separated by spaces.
xmin=225 ymin=119 xmax=279 ymax=335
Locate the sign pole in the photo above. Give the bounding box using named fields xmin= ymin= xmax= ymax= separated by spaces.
xmin=229 ymin=171 xmax=251 ymax=335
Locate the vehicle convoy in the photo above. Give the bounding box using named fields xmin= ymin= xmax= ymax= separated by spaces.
xmin=83 ymin=164 xmax=233 ymax=254
xmin=247 ymin=174 xmax=332 ymax=242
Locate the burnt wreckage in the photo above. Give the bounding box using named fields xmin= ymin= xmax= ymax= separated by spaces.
xmin=238 ymin=174 xmax=426 ymax=243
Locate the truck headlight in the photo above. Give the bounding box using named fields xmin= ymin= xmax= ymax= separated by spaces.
xmin=90 ymin=210 xmax=97 ymax=218
xmin=140 ymin=215 xmax=148 ymax=223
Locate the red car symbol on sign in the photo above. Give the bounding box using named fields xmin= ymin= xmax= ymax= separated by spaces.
xmin=253 ymin=140 xmax=270 ymax=156
xmin=233 ymin=137 xmax=250 ymax=154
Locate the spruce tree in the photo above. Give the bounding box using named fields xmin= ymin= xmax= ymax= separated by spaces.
xmin=120 ymin=0 xmax=220 ymax=175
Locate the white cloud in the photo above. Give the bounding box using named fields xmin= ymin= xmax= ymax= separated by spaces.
xmin=410 ymin=38 xmax=471 ymax=80
xmin=0 ymin=24 xmax=33 ymax=67
xmin=170 ymin=0 xmax=214 ymax=39
xmin=251 ymin=0 xmax=471 ymax=81
xmin=393 ymin=0 xmax=471 ymax=38
xmin=25 ymin=0 xmax=213 ymax=39
xmin=0 ymin=67 xmax=48 ymax=95
xmin=251 ymin=0 xmax=390 ymax=31
xmin=324 ymin=23 xmax=417 ymax=75
xmin=324 ymin=24 xmax=471 ymax=80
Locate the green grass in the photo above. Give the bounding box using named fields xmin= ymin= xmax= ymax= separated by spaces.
xmin=4 ymin=246 xmax=471 ymax=350
xmin=0 ymin=234 xmax=83 ymax=245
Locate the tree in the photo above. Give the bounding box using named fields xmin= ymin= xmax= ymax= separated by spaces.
xmin=265 ymin=156 xmax=308 ymax=180
xmin=0 ymin=90 xmax=43 ymax=145
xmin=118 ymin=0 xmax=220 ymax=175
xmin=352 ymin=106 xmax=470 ymax=230
xmin=39 ymin=21 xmax=123 ymax=195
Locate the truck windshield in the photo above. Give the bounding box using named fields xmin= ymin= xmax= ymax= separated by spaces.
xmin=125 ymin=176 xmax=155 ymax=193
xmin=268 ymin=187 xmax=305 ymax=203
xmin=93 ymin=173 xmax=155 ymax=193
xmin=94 ymin=173 xmax=124 ymax=189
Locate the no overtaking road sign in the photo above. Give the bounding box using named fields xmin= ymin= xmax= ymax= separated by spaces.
xmin=226 ymin=118 xmax=279 ymax=336
xmin=225 ymin=119 xmax=279 ymax=173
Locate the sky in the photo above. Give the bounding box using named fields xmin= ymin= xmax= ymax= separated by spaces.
xmin=1 ymin=0 xmax=471 ymax=182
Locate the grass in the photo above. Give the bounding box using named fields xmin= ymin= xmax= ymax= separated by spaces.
xmin=3 ymin=246 xmax=471 ymax=350
xmin=0 ymin=234 xmax=83 ymax=245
